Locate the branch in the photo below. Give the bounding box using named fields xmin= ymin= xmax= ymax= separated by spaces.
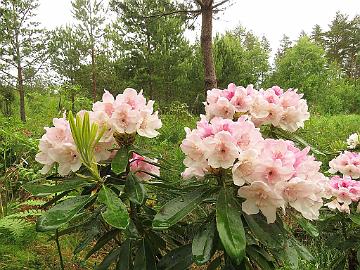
xmin=195 ymin=0 xmax=204 ymax=8
xmin=0 ymin=69 xmax=17 ymax=79
xmin=213 ymin=0 xmax=230 ymax=9
xmin=142 ymin=9 xmax=201 ymax=19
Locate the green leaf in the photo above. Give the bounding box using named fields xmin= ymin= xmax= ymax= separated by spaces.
xmin=157 ymin=244 xmax=193 ymax=270
xmin=85 ymin=229 xmax=119 ymax=260
xmin=98 ymin=186 xmax=129 ymax=229
xmin=74 ymin=220 xmax=101 ymax=254
xmin=153 ymin=187 xmax=212 ymax=230
xmin=243 ymin=214 xmax=285 ymax=248
xmin=283 ymin=240 xmax=299 ymax=270
xmin=296 ymin=217 xmax=319 ymax=237
xmin=125 ymin=172 xmax=146 ymax=205
xmin=37 ymin=195 xmax=91 ymax=232
xmin=192 ymin=219 xmax=216 ymax=265
xmin=95 ymin=246 xmax=122 ymax=270
xmin=289 ymin=237 xmax=314 ymax=262
xmin=23 ymin=178 xmax=90 ymax=196
xmin=134 ymin=239 xmax=157 ymax=270
xmin=207 ymin=257 xmax=222 ymax=270
xmin=216 ymin=188 xmax=246 ymax=265
xmin=246 ymin=246 xmax=274 ymax=270
xmin=112 ymin=147 xmax=129 ymax=174
xmin=116 ymin=240 xmax=131 ymax=270
xmin=350 ymin=213 xmax=360 ymax=225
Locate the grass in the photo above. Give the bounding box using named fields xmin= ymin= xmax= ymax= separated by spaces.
xmin=1 ymin=94 xmax=360 ymax=269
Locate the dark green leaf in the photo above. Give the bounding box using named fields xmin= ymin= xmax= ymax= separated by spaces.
xmin=192 ymin=219 xmax=216 ymax=265
xmin=246 ymin=246 xmax=274 ymax=270
xmin=98 ymin=186 xmax=129 ymax=229
xmin=112 ymin=147 xmax=129 ymax=174
xmin=153 ymin=187 xmax=212 ymax=230
xmin=125 ymin=172 xmax=146 ymax=205
xmin=24 ymin=178 xmax=90 ymax=196
xmin=243 ymin=214 xmax=285 ymax=248
xmin=85 ymin=229 xmax=119 ymax=260
xmin=158 ymin=244 xmax=193 ymax=270
xmin=207 ymin=257 xmax=222 ymax=270
xmin=216 ymin=188 xmax=246 ymax=265
xmin=116 ymin=240 xmax=131 ymax=270
xmin=134 ymin=239 xmax=157 ymax=270
xmin=95 ymin=246 xmax=122 ymax=270
xmin=37 ymin=195 xmax=91 ymax=232
xmin=74 ymin=220 xmax=101 ymax=254
xmin=296 ymin=217 xmax=319 ymax=237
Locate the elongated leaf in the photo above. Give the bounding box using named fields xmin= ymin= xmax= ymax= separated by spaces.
xmin=24 ymin=178 xmax=90 ymax=196
xmin=95 ymin=246 xmax=122 ymax=270
xmin=246 ymin=246 xmax=273 ymax=270
xmin=125 ymin=173 xmax=146 ymax=205
xmin=207 ymin=257 xmax=222 ymax=270
xmin=192 ymin=220 xmax=216 ymax=265
xmin=116 ymin=240 xmax=131 ymax=270
xmin=283 ymin=241 xmax=298 ymax=270
xmin=216 ymin=188 xmax=246 ymax=265
xmin=153 ymin=187 xmax=212 ymax=229
xmin=289 ymin=238 xmax=314 ymax=261
xmin=296 ymin=217 xmax=319 ymax=237
xmin=98 ymin=186 xmax=129 ymax=229
xmin=158 ymin=244 xmax=193 ymax=270
xmin=134 ymin=239 xmax=157 ymax=270
xmin=74 ymin=220 xmax=101 ymax=254
xmin=37 ymin=195 xmax=91 ymax=232
xmin=85 ymin=229 xmax=119 ymax=260
xmin=243 ymin=214 xmax=284 ymax=248
xmin=112 ymin=147 xmax=129 ymax=174
xmin=350 ymin=213 xmax=360 ymax=225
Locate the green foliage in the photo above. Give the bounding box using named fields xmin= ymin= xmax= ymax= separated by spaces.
xmin=214 ymin=27 xmax=270 ymax=88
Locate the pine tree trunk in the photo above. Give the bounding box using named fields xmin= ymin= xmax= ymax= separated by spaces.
xmin=91 ymin=46 xmax=97 ymax=102
xmin=200 ymin=0 xmax=217 ymax=93
xmin=18 ymin=64 xmax=26 ymax=122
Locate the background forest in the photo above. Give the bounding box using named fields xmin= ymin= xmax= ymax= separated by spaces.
xmin=0 ymin=0 xmax=360 ymax=269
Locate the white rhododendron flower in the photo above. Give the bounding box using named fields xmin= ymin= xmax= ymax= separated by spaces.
xmin=347 ymin=133 xmax=359 ymax=149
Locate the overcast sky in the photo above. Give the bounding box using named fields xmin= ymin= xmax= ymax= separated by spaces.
xmin=37 ymin=0 xmax=360 ymax=54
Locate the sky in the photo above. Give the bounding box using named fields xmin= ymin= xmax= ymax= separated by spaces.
xmin=37 ymin=0 xmax=360 ymax=54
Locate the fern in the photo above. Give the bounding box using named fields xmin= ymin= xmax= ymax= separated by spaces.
xmin=0 ymin=216 xmax=30 ymax=238
xmin=0 ymin=200 xmax=44 ymax=238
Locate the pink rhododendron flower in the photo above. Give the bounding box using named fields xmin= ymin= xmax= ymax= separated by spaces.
xmin=325 ymin=176 xmax=360 ymax=213
xmin=205 ymin=131 xmax=239 ymax=169
xmin=238 ymin=181 xmax=285 ymax=223
xmin=93 ymin=90 xmax=115 ymax=116
xmin=329 ymin=151 xmax=360 ymax=179
xmin=204 ymin=83 xmax=309 ymax=132
xmin=129 ymin=153 xmax=160 ymax=181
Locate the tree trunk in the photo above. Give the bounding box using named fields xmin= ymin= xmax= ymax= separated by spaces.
xmin=146 ymin=32 xmax=154 ymax=99
xmin=200 ymin=0 xmax=217 ymax=93
xmin=18 ymin=64 xmax=26 ymax=122
xmin=91 ymin=46 xmax=97 ymax=102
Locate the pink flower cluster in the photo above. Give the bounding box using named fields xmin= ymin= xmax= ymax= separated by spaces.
xmin=180 ymin=116 xmax=263 ymax=179
xmin=325 ymin=176 xmax=360 ymax=213
xmin=93 ymin=89 xmax=162 ymax=138
xmin=36 ymin=89 xmax=162 ymax=176
xmin=237 ymin=140 xmax=327 ymax=223
xmin=130 ymin=153 xmax=160 ymax=181
xmin=204 ymin=83 xmax=310 ymax=132
xmin=329 ymin=151 xmax=360 ymax=179
xmin=35 ymin=116 xmax=82 ymax=176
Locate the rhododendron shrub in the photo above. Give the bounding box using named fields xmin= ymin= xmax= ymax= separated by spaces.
xmin=26 ymin=89 xmax=182 ymax=269
xmin=320 ymin=134 xmax=360 ymax=270
xmin=152 ymin=83 xmax=323 ymax=269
